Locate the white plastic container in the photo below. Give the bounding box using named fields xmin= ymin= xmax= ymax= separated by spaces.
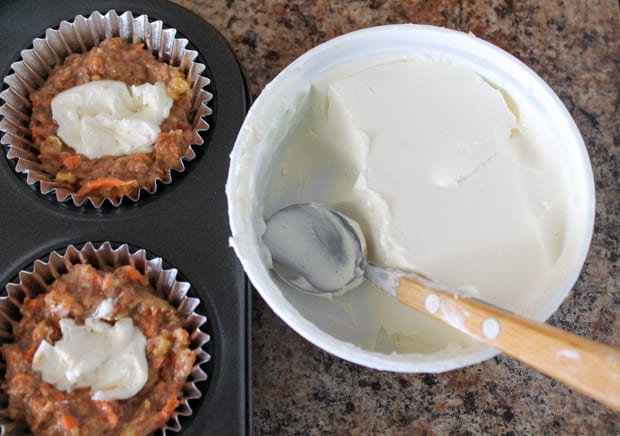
xmin=226 ymin=24 xmax=595 ymax=372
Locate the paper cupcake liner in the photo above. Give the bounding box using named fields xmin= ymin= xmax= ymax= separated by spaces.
xmin=0 ymin=10 xmax=213 ymax=207
xmin=0 ymin=242 xmax=210 ymax=435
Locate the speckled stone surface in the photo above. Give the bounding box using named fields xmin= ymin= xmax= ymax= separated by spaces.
xmin=173 ymin=0 xmax=619 ymax=433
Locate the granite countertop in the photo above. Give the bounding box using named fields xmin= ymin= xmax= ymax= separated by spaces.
xmin=174 ymin=0 xmax=619 ymax=433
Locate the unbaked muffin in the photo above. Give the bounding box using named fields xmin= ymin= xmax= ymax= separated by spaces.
xmin=0 ymin=242 xmax=210 ymax=435
xmin=1 ymin=11 xmax=212 ymax=207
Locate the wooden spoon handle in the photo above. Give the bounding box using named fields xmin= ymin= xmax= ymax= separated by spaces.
xmin=396 ymin=275 xmax=620 ymax=411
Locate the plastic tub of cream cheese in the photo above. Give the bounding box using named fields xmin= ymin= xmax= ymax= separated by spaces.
xmin=226 ymin=24 xmax=595 ymax=372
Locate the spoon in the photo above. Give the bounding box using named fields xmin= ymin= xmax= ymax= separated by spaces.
xmin=263 ymin=203 xmax=620 ymax=411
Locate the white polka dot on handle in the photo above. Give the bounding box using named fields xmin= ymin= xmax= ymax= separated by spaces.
xmin=424 ymin=294 xmax=441 ymax=314
xmin=482 ymin=318 xmax=500 ymax=339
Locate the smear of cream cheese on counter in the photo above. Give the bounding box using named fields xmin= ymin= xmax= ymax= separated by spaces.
xmin=52 ymin=80 xmax=173 ymax=159
xmin=261 ymin=57 xmax=569 ymax=355
xmin=32 ymin=299 xmax=148 ymax=401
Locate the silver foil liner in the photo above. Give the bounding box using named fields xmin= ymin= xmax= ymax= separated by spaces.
xmin=0 ymin=10 xmax=213 ymax=207
xmin=0 ymin=242 xmax=211 ymax=435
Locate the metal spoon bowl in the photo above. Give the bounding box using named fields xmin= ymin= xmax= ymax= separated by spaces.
xmin=263 ymin=203 xmax=366 ymax=294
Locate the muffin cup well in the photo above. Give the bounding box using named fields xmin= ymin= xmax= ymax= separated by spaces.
xmin=0 ymin=10 xmax=213 ymax=207
xmin=0 ymin=241 xmax=210 ymax=435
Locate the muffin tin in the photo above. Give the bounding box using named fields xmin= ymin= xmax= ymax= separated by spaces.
xmin=0 ymin=0 xmax=251 ymax=434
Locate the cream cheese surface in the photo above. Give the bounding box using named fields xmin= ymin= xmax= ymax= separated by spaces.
xmin=328 ymin=61 xmax=565 ymax=299
xmin=52 ymin=80 xmax=173 ymax=159
xmin=261 ymin=57 xmax=570 ymax=355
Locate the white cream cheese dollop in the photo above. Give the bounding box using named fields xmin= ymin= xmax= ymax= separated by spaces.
xmin=32 ymin=315 xmax=148 ymax=401
xmin=51 ymin=80 xmax=173 ymax=159
xmin=261 ymin=57 xmax=570 ymax=355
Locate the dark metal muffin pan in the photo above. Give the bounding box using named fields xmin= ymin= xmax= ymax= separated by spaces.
xmin=0 ymin=0 xmax=251 ymax=434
